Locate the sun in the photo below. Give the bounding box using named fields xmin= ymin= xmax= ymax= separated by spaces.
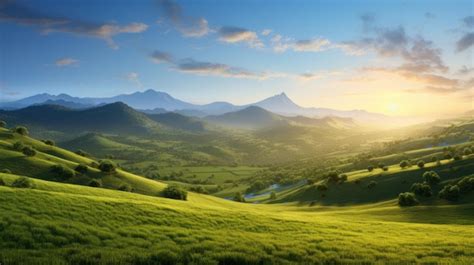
xmin=386 ymin=103 xmax=400 ymax=114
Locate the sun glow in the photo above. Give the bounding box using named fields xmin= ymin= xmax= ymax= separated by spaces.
xmin=386 ymin=103 xmax=400 ymax=114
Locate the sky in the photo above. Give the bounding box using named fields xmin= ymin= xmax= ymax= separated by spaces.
xmin=0 ymin=0 xmax=472 ymax=117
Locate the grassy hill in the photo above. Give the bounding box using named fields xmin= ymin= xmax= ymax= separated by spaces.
xmin=0 ymin=173 xmax=473 ymax=264
xmin=0 ymin=127 xmax=165 ymax=196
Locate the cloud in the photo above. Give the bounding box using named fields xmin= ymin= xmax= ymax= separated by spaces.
xmin=456 ymin=32 xmax=474 ymax=52
xmin=293 ymin=38 xmax=331 ymax=52
xmin=0 ymin=1 xmax=148 ymax=49
xmin=298 ymin=71 xmax=340 ymax=81
xmin=125 ymin=72 xmax=143 ymax=88
xmin=463 ymin=16 xmax=474 ymax=28
xmin=55 ymin=57 xmax=78 ymax=67
xmin=261 ymin=29 xmax=272 ymax=36
xmin=360 ymin=13 xmax=375 ymax=32
xmin=150 ymin=50 xmax=174 ymax=63
xmin=157 ymin=0 xmax=209 ymax=37
xmin=458 ymin=65 xmax=474 ymax=75
xmin=218 ymin=26 xmax=263 ymax=48
xmin=175 ymin=58 xmax=268 ymax=79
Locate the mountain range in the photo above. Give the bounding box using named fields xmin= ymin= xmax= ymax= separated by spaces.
xmin=0 ymin=89 xmax=387 ymax=122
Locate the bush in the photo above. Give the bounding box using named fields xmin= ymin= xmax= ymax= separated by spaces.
xmin=270 ymin=191 xmax=277 ymax=200
xmin=453 ymin=154 xmax=462 ymax=161
xmin=367 ymin=165 xmax=374 ymax=172
xmin=398 ymin=192 xmax=418 ymax=207
xmin=367 ymin=181 xmax=377 ymax=189
xmin=1 ymin=169 xmax=11 ymax=174
xmin=75 ymin=149 xmax=90 ymax=157
xmin=233 ymin=192 xmax=245 ymax=203
xmin=11 ymin=177 xmax=33 ymax=188
xmin=75 ymin=164 xmax=88 ymax=174
xmin=411 ymin=182 xmax=432 ymax=197
xmin=118 ymin=184 xmax=132 ymax=192
xmin=464 ymin=147 xmax=472 ymax=156
xmin=338 ymin=174 xmax=348 ymax=183
xmin=422 ymin=171 xmax=441 ymax=185
xmin=0 ymin=178 xmax=5 ymax=186
xmin=399 ymin=160 xmax=409 ymax=169
xmin=98 ymin=160 xmax=116 ymax=173
xmin=316 ymin=183 xmax=328 ymax=191
xmin=22 ymin=146 xmax=37 ymax=157
xmin=12 ymin=141 xmax=25 ymax=151
xmin=457 ymin=176 xmax=474 ymax=193
xmin=50 ymin=164 xmax=75 ymax=180
xmin=42 ymin=139 xmax=55 ymax=146
xmin=163 ymin=185 xmax=187 ymax=200
xmin=444 ymin=153 xmax=453 ymax=160
xmin=382 ymin=166 xmax=389 ymax=171
xmin=439 ymin=184 xmax=460 ymax=201
xmin=0 ymin=120 xmax=6 ymax=128
xmin=13 ymin=126 xmax=29 ymax=136
xmin=327 ymin=171 xmax=339 ymax=182
xmin=88 ymin=179 xmax=102 ymax=188
xmin=189 ymin=185 xmax=208 ymax=194
xmin=417 ymin=160 xmax=425 ymax=168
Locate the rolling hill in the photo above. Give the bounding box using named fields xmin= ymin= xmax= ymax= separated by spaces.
xmin=205 ymin=106 xmax=288 ymax=130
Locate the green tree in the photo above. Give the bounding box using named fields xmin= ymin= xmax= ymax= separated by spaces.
xmin=399 ymin=160 xmax=409 ymax=169
xmin=75 ymin=164 xmax=89 ymax=174
xmin=0 ymin=120 xmax=6 ymax=128
xmin=50 ymin=164 xmax=75 ymax=180
xmin=398 ymin=192 xmax=418 ymax=207
xmin=233 ymin=192 xmax=246 ymax=202
xmin=88 ymin=179 xmax=102 ymax=188
xmin=464 ymin=147 xmax=472 ymax=156
xmin=270 ymin=191 xmax=277 ymax=200
xmin=422 ymin=171 xmax=441 ymax=185
xmin=12 ymin=141 xmax=25 ymax=151
xmin=439 ymin=185 xmax=460 ymax=201
xmin=22 ymin=146 xmax=37 ymax=157
xmin=162 ymin=185 xmax=188 ymax=200
xmin=367 ymin=165 xmax=374 ymax=172
xmin=13 ymin=126 xmax=29 ymax=136
xmin=367 ymin=181 xmax=377 ymax=189
xmin=99 ymin=160 xmax=116 ymax=173
xmin=411 ymin=182 xmax=432 ymax=197
xmin=417 ymin=160 xmax=425 ymax=168
xmin=42 ymin=139 xmax=55 ymax=146
xmin=12 ymin=177 xmax=33 ymax=188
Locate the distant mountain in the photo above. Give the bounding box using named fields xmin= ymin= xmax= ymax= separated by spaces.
xmin=1 ymin=89 xmax=389 ymax=123
xmin=0 ymin=102 xmax=160 ymax=135
xmin=205 ymin=106 xmax=288 ymax=130
xmin=34 ymin=99 xmax=95 ymax=109
xmin=147 ymin=112 xmax=206 ymax=132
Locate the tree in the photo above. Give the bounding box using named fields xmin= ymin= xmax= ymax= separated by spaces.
xmin=22 ymin=146 xmax=37 ymax=157
xmin=410 ymin=182 xmax=432 ymax=197
xmin=439 ymin=184 xmax=460 ymax=201
xmin=422 ymin=171 xmax=441 ymax=185
xmin=12 ymin=141 xmax=25 ymax=151
xmin=453 ymin=154 xmax=462 ymax=161
xmin=0 ymin=120 xmax=6 ymax=128
xmin=50 ymin=164 xmax=75 ymax=180
xmin=88 ymin=179 xmax=102 ymax=188
xmin=399 ymin=160 xmax=409 ymax=169
xmin=464 ymin=147 xmax=472 ymax=156
xmin=13 ymin=126 xmax=29 ymax=136
xmin=98 ymin=160 xmax=116 ymax=173
xmin=378 ymin=163 xmax=385 ymax=169
xmin=233 ymin=192 xmax=246 ymax=202
xmin=118 ymin=184 xmax=132 ymax=192
xmin=382 ymin=166 xmax=389 ymax=171
xmin=0 ymin=178 xmax=5 ymax=186
xmin=417 ymin=160 xmax=425 ymax=168
xmin=367 ymin=181 xmax=377 ymax=189
xmin=76 ymin=149 xmax=90 ymax=157
xmin=270 ymin=191 xmax=277 ymax=200
xmin=338 ymin=174 xmax=348 ymax=183
xmin=75 ymin=164 xmax=88 ymax=174
xmin=162 ymin=185 xmax=187 ymax=200
xmin=42 ymin=139 xmax=55 ymax=146
xmin=367 ymin=165 xmax=374 ymax=172
xmin=398 ymin=192 xmax=418 ymax=207
xmin=11 ymin=177 xmax=33 ymax=188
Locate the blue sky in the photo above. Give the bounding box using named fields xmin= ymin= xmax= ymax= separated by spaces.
xmin=0 ymin=0 xmax=472 ymax=116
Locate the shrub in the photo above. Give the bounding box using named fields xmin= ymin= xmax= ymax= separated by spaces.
xmin=417 ymin=160 xmax=425 ymax=168
xmin=11 ymin=177 xmax=33 ymax=188
xmin=1 ymin=169 xmax=11 ymax=174
xmin=189 ymin=185 xmax=208 ymax=194
xmin=464 ymin=147 xmax=472 ymax=156
xmin=367 ymin=181 xmax=377 ymax=189
xmin=422 ymin=171 xmax=441 ymax=185
xmin=439 ymin=185 xmax=460 ymax=201
xmin=327 ymin=171 xmax=339 ymax=182
xmin=50 ymin=164 xmax=75 ymax=180
xmin=367 ymin=165 xmax=374 ymax=172
xmin=399 ymin=160 xmax=409 ymax=169
xmin=75 ymin=164 xmax=88 ymax=174
xmin=398 ymin=192 xmax=418 ymax=207
xmin=163 ymin=185 xmax=188 ymax=200
xmin=0 ymin=178 xmax=5 ymax=186
xmin=98 ymin=160 xmax=116 ymax=173
xmin=411 ymin=182 xmax=432 ymax=197
xmin=22 ymin=146 xmax=37 ymax=157
xmin=118 ymin=184 xmax=132 ymax=192
xmin=76 ymin=149 xmax=90 ymax=157
xmin=88 ymin=179 xmax=102 ymax=188
xmin=444 ymin=153 xmax=453 ymax=160
xmin=378 ymin=163 xmax=385 ymax=169
xmin=270 ymin=191 xmax=277 ymax=200
xmin=12 ymin=141 xmax=25 ymax=151
xmin=0 ymin=120 xmax=6 ymax=128
xmin=338 ymin=174 xmax=348 ymax=183
xmin=457 ymin=176 xmax=474 ymax=193
xmin=382 ymin=166 xmax=389 ymax=171
xmin=233 ymin=192 xmax=245 ymax=202
xmin=453 ymin=154 xmax=462 ymax=161
xmin=317 ymin=183 xmax=328 ymax=191
xmin=13 ymin=126 xmax=29 ymax=136
xmin=42 ymin=139 xmax=55 ymax=146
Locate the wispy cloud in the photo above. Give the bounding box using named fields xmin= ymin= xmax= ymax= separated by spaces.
xmin=458 ymin=65 xmax=474 ymax=75
xmin=55 ymin=57 xmax=79 ymax=67
xmin=261 ymin=29 xmax=272 ymax=36
xmin=150 ymin=50 xmax=174 ymax=64
xmin=456 ymin=32 xmax=474 ymax=52
xmin=125 ymin=72 xmax=143 ymax=88
xmin=157 ymin=0 xmax=209 ymax=37
xmin=0 ymin=0 xmax=148 ymax=49
xmin=270 ymin=35 xmax=331 ymax=53
xmin=218 ymin=26 xmax=263 ymax=48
